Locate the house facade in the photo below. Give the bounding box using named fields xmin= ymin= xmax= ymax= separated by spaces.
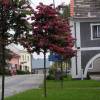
xmin=7 ymin=44 xmax=32 ymax=73
xmin=70 ymin=0 xmax=100 ymax=78
xmin=8 ymin=52 xmax=20 ymax=75
xmin=7 ymin=44 xmax=21 ymax=75
xmin=19 ymin=50 xmax=32 ymax=73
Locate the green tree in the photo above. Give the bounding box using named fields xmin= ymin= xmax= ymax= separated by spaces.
xmin=0 ymin=0 xmax=31 ymax=100
xmin=58 ymin=4 xmax=70 ymax=19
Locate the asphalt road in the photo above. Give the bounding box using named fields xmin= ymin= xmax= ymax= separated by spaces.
xmin=0 ymin=74 xmax=44 ymax=98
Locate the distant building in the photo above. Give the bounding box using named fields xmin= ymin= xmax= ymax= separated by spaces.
xmin=19 ymin=50 xmax=32 ymax=73
xmin=70 ymin=0 xmax=100 ymax=79
xmin=6 ymin=44 xmax=21 ymax=75
xmin=7 ymin=44 xmax=32 ymax=73
xmin=8 ymin=52 xmax=20 ymax=75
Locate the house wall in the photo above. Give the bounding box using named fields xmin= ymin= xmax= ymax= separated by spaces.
xmin=70 ymin=0 xmax=100 ymax=78
xmin=80 ymin=22 xmax=100 ymax=47
xmin=19 ymin=51 xmax=32 ymax=72
xmin=70 ymin=21 xmax=100 ymax=78
xmin=9 ymin=57 xmax=20 ymax=69
xmin=88 ymin=57 xmax=100 ymax=72
xmin=80 ymin=21 xmax=100 ymax=69
xmin=70 ymin=21 xmax=82 ymax=78
xmin=81 ymin=50 xmax=100 ymax=69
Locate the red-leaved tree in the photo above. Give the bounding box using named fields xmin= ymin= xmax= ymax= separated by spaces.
xmin=19 ymin=3 xmax=75 ymax=97
xmin=20 ymin=3 xmax=75 ymax=57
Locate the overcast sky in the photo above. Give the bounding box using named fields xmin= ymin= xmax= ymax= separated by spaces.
xmin=31 ymin=0 xmax=70 ymax=7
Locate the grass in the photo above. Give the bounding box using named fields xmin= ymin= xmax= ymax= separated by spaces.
xmin=5 ymin=79 xmax=100 ymax=100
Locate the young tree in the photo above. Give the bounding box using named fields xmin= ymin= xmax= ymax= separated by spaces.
xmin=19 ymin=3 xmax=75 ymax=97
xmin=0 ymin=0 xmax=31 ymax=100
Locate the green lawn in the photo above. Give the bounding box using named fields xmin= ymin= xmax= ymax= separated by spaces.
xmin=5 ymin=79 xmax=100 ymax=100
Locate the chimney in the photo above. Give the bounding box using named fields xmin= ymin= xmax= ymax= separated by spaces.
xmin=70 ymin=0 xmax=74 ymax=17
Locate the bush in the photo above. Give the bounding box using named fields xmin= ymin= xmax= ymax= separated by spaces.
xmin=46 ymin=74 xmax=55 ymax=80
xmin=0 ymin=69 xmax=11 ymax=76
xmin=46 ymin=68 xmax=56 ymax=80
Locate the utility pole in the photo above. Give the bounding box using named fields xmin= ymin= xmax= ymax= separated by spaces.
xmin=43 ymin=49 xmax=47 ymax=97
xmin=53 ymin=0 xmax=55 ymax=8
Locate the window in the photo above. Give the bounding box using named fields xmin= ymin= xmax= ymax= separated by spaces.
xmin=22 ymin=55 xmax=24 ymax=61
xmin=91 ymin=24 xmax=100 ymax=39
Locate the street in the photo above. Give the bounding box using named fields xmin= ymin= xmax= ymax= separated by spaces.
xmin=0 ymin=74 xmax=44 ymax=98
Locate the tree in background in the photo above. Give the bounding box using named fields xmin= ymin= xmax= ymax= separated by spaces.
xmin=57 ymin=3 xmax=70 ymax=19
xmin=0 ymin=0 xmax=31 ymax=100
xmin=19 ymin=3 xmax=75 ymax=97
xmin=0 ymin=48 xmax=13 ymax=75
xmin=47 ymin=60 xmax=71 ymax=80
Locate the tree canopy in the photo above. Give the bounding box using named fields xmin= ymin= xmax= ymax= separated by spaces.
xmin=19 ymin=3 xmax=75 ymax=58
xmin=0 ymin=0 xmax=31 ymax=45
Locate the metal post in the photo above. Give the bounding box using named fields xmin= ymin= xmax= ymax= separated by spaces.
xmin=60 ymin=61 xmax=63 ymax=88
xmin=1 ymin=42 xmax=5 ymax=100
xmin=66 ymin=61 xmax=68 ymax=77
xmin=53 ymin=0 xmax=55 ymax=8
xmin=43 ymin=50 xmax=47 ymax=97
xmin=81 ymin=68 xmax=83 ymax=80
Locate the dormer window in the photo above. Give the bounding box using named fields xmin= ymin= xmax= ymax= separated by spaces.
xmin=91 ymin=24 xmax=100 ymax=40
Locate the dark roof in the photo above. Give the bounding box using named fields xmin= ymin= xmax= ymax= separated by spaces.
xmin=74 ymin=0 xmax=100 ymax=18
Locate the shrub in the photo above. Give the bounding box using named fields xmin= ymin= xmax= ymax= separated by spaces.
xmin=0 ymin=69 xmax=11 ymax=76
xmin=46 ymin=74 xmax=55 ymax=80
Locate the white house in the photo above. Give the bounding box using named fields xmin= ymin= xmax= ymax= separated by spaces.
xmin=19 ymin=50 xmax=32 ymax=73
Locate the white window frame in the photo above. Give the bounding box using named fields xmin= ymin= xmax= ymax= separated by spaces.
xmin=91 ymin=23 xmax=100 ymax=40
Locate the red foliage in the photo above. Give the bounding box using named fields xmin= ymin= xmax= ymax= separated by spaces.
xmin=20 ymin=3 xmax=75 ymax=58
xmin=2 ymin=0 xmax=10 ymax=5
xmin=1 ymin=0 xmax=10 ymax=9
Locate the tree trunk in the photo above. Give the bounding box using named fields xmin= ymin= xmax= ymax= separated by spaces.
xmin=43 ymin=50 xmax=47 ymax=97
xmin=1 ymin=41 xmax=6 ymax=100
xmin=1 ymin=4 xmax=6 ymax=100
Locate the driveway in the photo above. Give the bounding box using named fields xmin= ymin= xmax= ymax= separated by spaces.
xmin=0 ymin=74 xmax=44 ymax=98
